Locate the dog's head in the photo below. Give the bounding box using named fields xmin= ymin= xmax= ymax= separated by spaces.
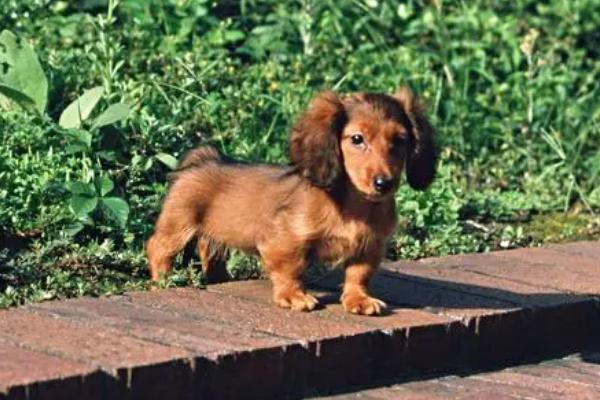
xmin=290 ymin=87 xmax=437 ymax=201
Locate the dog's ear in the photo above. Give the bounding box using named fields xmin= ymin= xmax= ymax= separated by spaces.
xmin=290 ymin=91 xmax=347 ymax=188
xmin=394 ymin=87 xmax=437 ymax=190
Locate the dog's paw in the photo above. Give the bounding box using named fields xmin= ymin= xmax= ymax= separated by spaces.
xmin=342 ymin=293 xmax=387 ymax=316
xmin=274 ymin=290 xmax=319 ymax=312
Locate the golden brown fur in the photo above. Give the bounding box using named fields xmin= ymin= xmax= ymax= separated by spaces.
xmin=146 ymin=87 xmax=436 ymax=315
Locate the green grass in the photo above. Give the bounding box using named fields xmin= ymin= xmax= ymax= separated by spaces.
xmin=1 ymin=0 xmax=599 ymax=308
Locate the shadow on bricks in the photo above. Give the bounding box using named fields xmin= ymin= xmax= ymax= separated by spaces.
xmin=311 ymin=263 xmax=600 ymax=372
xmin=312 ymin=266 xmax=599 ymax=311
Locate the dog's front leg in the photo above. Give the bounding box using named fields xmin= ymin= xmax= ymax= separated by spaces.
xmin=260 ymin=246 xmax=319 ymax=312
xmin=341 ymin=260 xmax=387 ymax=316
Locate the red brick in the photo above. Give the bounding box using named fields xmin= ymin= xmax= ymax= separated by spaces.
xmin=557 ymin=358 xmax=600 ymax=378
xmin=36 ymin=292 xmax=319 ymax=400
xmin=208 ymin=278 xmax=273 ymax=303
xmin=29 ymin=295 xmax=288 ymax=354
xmin=316 ymin=306 xmax=460 ymax=384
xmin=210 ymin=277 xmax=452 ymax=331
xmin=0 ymin=310 xmax=192 ymax=400
xmin=320 ymin=267 xmax=516 ymax=377
xmin=467 ymin=300 xmax=599 ymax=368
xmin=0 ymin=309 xmax=190 ymax=368
xmin=307 ymin=275 xmax=454 ymax=326
xmin=412 ymin=246 xmax=600 ymax=295
xmin=311 ymin=301 xmax=451 ymax=331
xmin=558 ymin=241 xmax=600 ymax=257
xmin=551 ymin=241 xmax=600 ymax=259
xmin=383 ymin=261 xmax=577 ymax=308
xmin=128 ymin=286 xmax=378 ymax=393
xmin=0 ymin=341 xmax=103 ymax=400
xmin=208 ymin=279 xmax=463 ymax=382
xmin=358 ymin=386 xmax=450 ymax=400
xmin=315 ymin=346 xmax=600 ymax=399
xmin=494 ymin=244 xmax=600 ymax=268
xmin=120 ymin=359 xmax=193 ymax=400
xmin=128 ymin=286 xmax=369 ymax=341
xmin=475 ymin=249 xmax=600 ymax=294
xmin=1 ymin=241 xmax=598 ymax=399
xmin=332 ymin=378 xmax=517 ymax=400
xmin=177 ymin=281 xmax=463 ymax=392
xmin=415 ymin=244 xmax=600 ymax=294
xmin=31 ymin=291 xmax=318 ymax=399
xmin=470 ymin=370 xmax=600 ymax=399
xmin=380 ymin=259 xmax=600 ymax=364
xmin=435 ymin=374 xmax=557 ymax=399
xmin=382 ymin=259 xmax=600 ymax=367
xmin=195 ymin=345 xmax=308 ymax=400
xmin=413 ymin=251 xmax=499 ymax=270
xmin=554 ymin=350 xmax=600 ymax=374
xmin=314 ymin=383 xmax=451 ymax=399
xmin=513 ymin=363 xmax=600 ymax=389
xmin=311 ymin=267 xmax=514 ymax=319
xmin=126 ymin=287 xmax=349 ymax=397
xmin=402 ymin=377 xmax=519 ymax=400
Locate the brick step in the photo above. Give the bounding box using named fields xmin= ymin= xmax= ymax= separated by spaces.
xmin=312 ymin=347 xmax=600 ymax=399
xmin=1 ymin=241 xmax=599 ymax=400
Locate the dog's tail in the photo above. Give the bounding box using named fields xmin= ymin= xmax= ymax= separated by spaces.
xmin=178 ymin=146 xmax=222 ymax=170
xmin=167 ymin=145 xmax=222 ymax=184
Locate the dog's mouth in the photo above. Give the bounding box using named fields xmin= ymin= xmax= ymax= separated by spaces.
xmin=359 ymin=190 xmax=394 ymax=202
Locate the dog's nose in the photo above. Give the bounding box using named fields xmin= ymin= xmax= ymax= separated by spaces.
xmin=373 ymin=175 xmax=394 ymax=193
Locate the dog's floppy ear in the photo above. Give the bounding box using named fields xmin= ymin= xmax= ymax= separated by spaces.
xmin=290 ymin=91 xmax=347 ymax=188
xmin=394 ymin=87 xmax=437 ymax=190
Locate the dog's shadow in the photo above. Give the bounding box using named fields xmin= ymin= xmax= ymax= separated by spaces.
xmin=307 ymin=266 xmax=596 ymax=313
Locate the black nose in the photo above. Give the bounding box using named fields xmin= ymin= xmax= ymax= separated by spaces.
xmin=373 ymin=175 xmax=394 ymax=193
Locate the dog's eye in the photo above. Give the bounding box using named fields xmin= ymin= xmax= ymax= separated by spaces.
xmin=391 ymin=136 xmax=406 ymax=149
xmin=350 ymin=134 xmax=364 ymax=146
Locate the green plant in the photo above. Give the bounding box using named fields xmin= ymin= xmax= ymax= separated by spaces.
xmin=66 ymin=176 xmax=129 ymax=233
xmin=539 ymin=127 xmax=595 ymax=212
xmin=58 ymin=85 xmax=130 ymax=154
xmin=1 ymin=30 xmax=132 ymax=235
xmin=0 ymin=30 xmax=48 ymax=114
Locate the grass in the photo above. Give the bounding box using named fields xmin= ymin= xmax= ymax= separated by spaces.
xmin=1 ymin=0 xmax=599 ymax=308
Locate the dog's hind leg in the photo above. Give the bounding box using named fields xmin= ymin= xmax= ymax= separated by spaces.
xmin=197 ymin=237 xmax=230 ymax=283
xmin=146 ymin=209 xmax=196 ymax=283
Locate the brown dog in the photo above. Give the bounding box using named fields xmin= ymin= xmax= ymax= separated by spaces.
xmin=146 ymin=87 xmax=436 ymax=315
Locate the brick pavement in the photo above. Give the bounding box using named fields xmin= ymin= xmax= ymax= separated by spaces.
xmin=312 ymin=347 xmax=600 ymax=399
xmin=0 ymin=241 xmax=599 ymax=399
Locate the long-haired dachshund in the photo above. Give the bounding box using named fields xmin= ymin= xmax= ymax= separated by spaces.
xmin=146 ymin=87 xmax=436 ymax=315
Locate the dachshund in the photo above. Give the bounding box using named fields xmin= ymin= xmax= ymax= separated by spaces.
xmin=146 ymin=87 xmax=436 ymax=315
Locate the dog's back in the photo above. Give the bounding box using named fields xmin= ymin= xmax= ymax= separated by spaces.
xmin=165 ymin=146 xmax=303 ymax=251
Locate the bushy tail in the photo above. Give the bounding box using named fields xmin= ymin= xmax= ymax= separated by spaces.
xmin=167 ymin=146 xmax=222 ymax=184
xmin=178 ymin=146 xmax=222 ymax=169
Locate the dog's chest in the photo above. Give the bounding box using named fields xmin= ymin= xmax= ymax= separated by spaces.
xmin=314 ymin=218 xmax=377 ymax=265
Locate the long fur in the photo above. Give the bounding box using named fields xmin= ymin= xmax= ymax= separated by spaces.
xmin=147 ymin=87 xmax=436 ymax=315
